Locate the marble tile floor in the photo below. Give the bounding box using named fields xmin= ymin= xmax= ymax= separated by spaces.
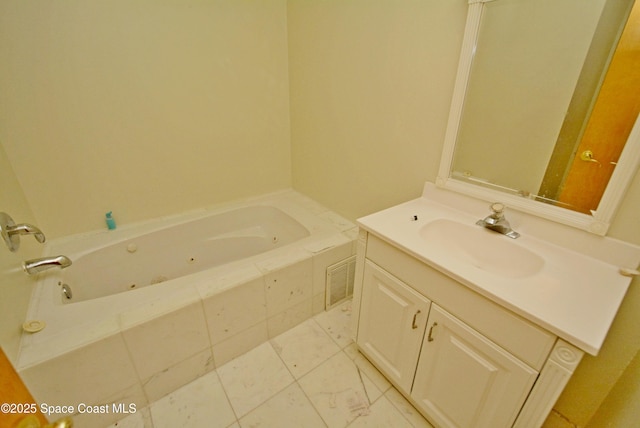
xmin=108 ymin=299 xmax=433 ymax=428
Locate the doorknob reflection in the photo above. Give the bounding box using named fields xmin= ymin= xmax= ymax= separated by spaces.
xmin=580 ymin=150 xmax=601 ymax=166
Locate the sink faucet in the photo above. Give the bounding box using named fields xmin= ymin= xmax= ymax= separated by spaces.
xmin=23 ymin=255 xmax=72 ymax=275
xmin=476 ymin=202 xmax=520 ymax=239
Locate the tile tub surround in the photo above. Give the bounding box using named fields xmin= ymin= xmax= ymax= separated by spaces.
xmin=17 ymin=192 xmax=357 ymax=427
xmin=109 ymin=300 xmax=433 ymax=428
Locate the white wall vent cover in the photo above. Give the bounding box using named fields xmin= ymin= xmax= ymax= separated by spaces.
xmin=326 ymin=255 xmax=356 ymax=309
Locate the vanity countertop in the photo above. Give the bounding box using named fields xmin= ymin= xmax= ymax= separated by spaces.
xmin=357 ymin=184 xmax=640 ymax=356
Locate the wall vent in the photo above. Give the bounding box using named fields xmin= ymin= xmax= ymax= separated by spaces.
xmin=325 ymin=255 xmax=356 ymax=309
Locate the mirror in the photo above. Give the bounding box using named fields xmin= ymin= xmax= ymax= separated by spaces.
xmin=437 ymin=0 xmax=640 ymax=235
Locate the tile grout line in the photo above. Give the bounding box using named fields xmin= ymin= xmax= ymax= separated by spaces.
xmin=265 ymin=308 xmax=353 ymax=428
xmin=269 ymin=313 xmax=343 ymax=427
xmin=216 ymin=369 xmax=242 ymax=428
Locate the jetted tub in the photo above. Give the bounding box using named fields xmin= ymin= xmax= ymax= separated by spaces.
xmin=17 ymin=190 xmax=356 ymax=427
xmin=60 ymin=205 xmax=311 ymax=303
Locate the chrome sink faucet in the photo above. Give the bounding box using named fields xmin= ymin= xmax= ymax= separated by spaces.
xmin=476 ymin=202 xmax=520 ymax=239
xmin=23 ymin=255 xmax=72 ymax=275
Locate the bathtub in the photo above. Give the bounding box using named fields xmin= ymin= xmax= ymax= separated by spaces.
xmin=60 ymin=205 xmax=311 ymax=303
xmin=17 ymin=190 xmax=356 ymax=427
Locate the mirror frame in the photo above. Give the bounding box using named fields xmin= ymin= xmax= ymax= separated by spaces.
xmin=437 ymin=0 xmax=640 ymax=235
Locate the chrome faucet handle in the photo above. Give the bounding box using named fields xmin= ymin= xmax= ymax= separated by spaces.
xmin=477 ymin=203 xmax=519 ymax=238
xmin=0 ymin=212 xmax=46 ymax=252
xmin=489 ymin=202 xmax=505 ymax=217
xmin=484 ymin=203 xmax=506 ymax=224
xmin=8 ymin=223 xmax=46 ymax=243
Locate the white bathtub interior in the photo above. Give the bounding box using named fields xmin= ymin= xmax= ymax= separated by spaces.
xmin=58 ymin=205 xmax=311 ymax=303
xmin=17 ymin=190 xmax=357 ymax=427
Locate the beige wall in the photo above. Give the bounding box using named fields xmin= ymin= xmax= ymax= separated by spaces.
xmin=0 ymin=0 xmax=291 ymax=238
xmin=1 ymin=0 xmax=639 ymax=425
xmin=288 ymin=0 xmax=469 ymax=220
xmin=586 ymin=349 xmax=640 ymax=427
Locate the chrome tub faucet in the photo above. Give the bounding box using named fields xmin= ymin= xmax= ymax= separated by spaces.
xmin=0 ymin=212 xmax=46 ymax=252
xmin=476 ymin=202 xmax=520 ymax=239
xmin=23 ymin=255 xmax=72 ymax=275
xmin=7 ymin=222 xmax=46 ymax=243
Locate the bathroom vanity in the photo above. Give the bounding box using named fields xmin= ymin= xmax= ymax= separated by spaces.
xmin=351 ymin=183 xmax=640 ymax=428
xmin=351 ymin=1 xmax=640 ymax=424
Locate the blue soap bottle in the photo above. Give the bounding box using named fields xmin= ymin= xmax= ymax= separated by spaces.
xmin=105 ymin=211 xmax=116 ymax=230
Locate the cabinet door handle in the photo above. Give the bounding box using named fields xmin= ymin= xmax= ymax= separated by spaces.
xmin=412 ymin=310 xmax=421 ymax=329
xmin=427 ymin=322 xmax=438 ymax=342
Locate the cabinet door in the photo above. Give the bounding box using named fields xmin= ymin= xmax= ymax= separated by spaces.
xmin=357 ymin=261 xmax=431 ymax=392
xmin=412 ymin=305 xmax=537 ymax=428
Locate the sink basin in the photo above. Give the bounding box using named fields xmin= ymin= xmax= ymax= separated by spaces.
xmin=420 ymin=219 xmax=544 ymax=279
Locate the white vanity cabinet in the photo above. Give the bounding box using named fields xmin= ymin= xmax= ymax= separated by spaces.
xmin=411 ymin=304 xmax=537 ymax=427
xmin=353 ymin=231 xmax=584 ymax=428
xmin=358 ymin=260 xmax=431 ymax=392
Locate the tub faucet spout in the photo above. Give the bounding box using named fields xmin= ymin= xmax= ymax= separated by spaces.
xmin=23 ymin=255 xmax=72 ymax=275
